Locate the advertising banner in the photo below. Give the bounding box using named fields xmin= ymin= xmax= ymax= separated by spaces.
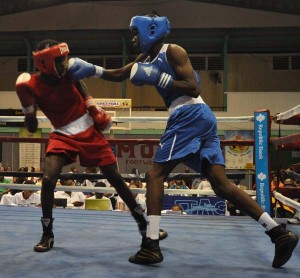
xmin=163 ymin=195 xmax=226 ymax=215
xmin=224 ymin=130 xmax=254 ymax=169
xmin=19 ymin=128 xmax=41 ymax=170
xmin=254 ymin=110 xmax=271 ymax=214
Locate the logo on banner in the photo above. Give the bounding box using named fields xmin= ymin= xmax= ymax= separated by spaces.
xmin=254 ymin=110 xmax=271 ymax=214
xmin=224 ymin=130 xmax=254 ymax=169
xmin=257 ymin=172 xmax=267 ymax=181
xmin=256 ymin=113 xmax=265 ymax=122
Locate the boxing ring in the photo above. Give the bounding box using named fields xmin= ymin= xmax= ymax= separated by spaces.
xmin=0 ymin=107 xmax=300 ymax=277
xmin=270 ymin=105 xmax=300 ymax=224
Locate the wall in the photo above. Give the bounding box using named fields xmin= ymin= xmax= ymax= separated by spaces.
xmin=2 ymin=54 xmax=299 ymax=109
xmin=1 ymin=1 xmax=300 ymax=32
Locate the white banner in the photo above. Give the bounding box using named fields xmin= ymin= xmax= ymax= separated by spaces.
xmin=19 ymin=128 xmax=41 ymax=170
xmin=224 ymin=130 xmax=254 ymax=169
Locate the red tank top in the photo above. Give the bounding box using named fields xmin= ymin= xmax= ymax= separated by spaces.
xmin=29 ymin=74 xmax=86 ymax=128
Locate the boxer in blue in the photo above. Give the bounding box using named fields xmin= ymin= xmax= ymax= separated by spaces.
xmin=68 ymin=12 xmax=298 ymax=268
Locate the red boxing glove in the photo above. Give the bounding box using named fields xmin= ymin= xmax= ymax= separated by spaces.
xmin=16 ymin=73 xmax=38 ymax=133
xmin=85 ymin=96 xmax=112 ymax=131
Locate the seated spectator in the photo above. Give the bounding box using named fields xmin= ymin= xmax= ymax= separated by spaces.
xmin=270 ymin=175 xmax=284 ymax=191
xmin=184 ymin=168 xmax=193 ymax=189
xmin=283 ymin=178 xmax=297 ymax=187
xmin=0 ymin=191 xmax=14 ymax=205
xmin=169 ymin=179 xmax=188 ymax=190
xmin=85 ymin=181 xmax=113 ymax=210
xmin=11 ymin=180 xmax=41 ymax=206
xmin=81 ymin=167 xmax=98 ymax=187
xmin=0 ymin=166 xmax=11 ymax=197
xmin=12 ymin=167 xmax=27 ymax=195
xmin=117 ymin=181 xmax=146 ymax=211
xmin=285 ymin=168 xmax=300 ymax=185
xmin=191 ymin=178 xmax=201 ymax=189
xmin=168 ymin=179 xmax=189 ymax=196
xmin=162 ymin=204 xmax=187 ymax=215
xmin=197 ymin=178 xmax=212 ymax=190
xmin=55 ymin=179 xmax=86 ymax=208
xmin=163 ymin=182 xmax=169 ymax=189
xmin=4 ymin=166 xmax=13 ymax=183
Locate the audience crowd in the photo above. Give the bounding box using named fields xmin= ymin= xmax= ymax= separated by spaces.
xmin=1 ymin=164 xmax=299 ymax=219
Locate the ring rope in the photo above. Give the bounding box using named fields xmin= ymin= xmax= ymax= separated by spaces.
xmin=0 ymin=115 xmax=254 ymax=123
xmin=270 ymin=134 xmax=300 ymax=150
xmin=0 ymin=183 xmax=256 ymax=196
xmin=0 ymin=137 xmax=255 ymax=146
xmin=273 ymin=191 xmax=300 ymax=212
xmin=273 ymin=104 xmax=300 ymax=125
xmin=0 ymin=171 xmax=247 ymax=182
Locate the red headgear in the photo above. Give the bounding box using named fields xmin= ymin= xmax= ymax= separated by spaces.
xmin=33 ymin=42 xmax=70 ymax=77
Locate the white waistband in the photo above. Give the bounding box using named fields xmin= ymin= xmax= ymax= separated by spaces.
xmin=52 ymin=112 xmax=94 ymax=135
xmin=168 ymin=95 xmax=205 ymax=115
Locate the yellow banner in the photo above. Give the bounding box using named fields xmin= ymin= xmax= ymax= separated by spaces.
xmin=94 ymin=98 xmax=131 ymax=108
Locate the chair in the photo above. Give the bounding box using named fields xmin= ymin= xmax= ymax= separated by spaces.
xmin=54 ymin=198 xmax=67 ymax=208
xmin=85 ymin=199 xmax=111 ymax=210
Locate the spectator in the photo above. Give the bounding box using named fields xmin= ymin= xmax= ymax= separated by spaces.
xmin=11 ymin=180 xmax=41 ymax=206
xmin=55 ymin=179 xmax=86 ymax=208
xmin=0 ymin=166 xmax=11 ymax=197
xmin=271 ymin=175 xmax=284 ymax=192
xmin=117 ymin=181 xmax=146 ymax=212
xmin=85 ymin=181 xmax=113 ymax=210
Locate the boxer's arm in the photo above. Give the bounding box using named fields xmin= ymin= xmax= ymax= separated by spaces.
xmin=102 ymin=53 xmax=148 ymax=81
xmin=74 ymin=80 xmax=111 ymax=132
xmin=15 ymin=73 xmax=38 ymax=133
xmin=167 ymin=44 xmax=200 ymax=97
xmin=68 ymin=53 xmax=147 ymax=82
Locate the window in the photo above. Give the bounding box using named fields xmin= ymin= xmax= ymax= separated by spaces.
xmin=273 ymin=55 xmax=300 ymax=70
xmin=189 ymin=55 xmax=223 ymax=71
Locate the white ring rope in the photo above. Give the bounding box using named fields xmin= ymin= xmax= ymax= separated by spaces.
xmin=0 ymin=115 xmax=254 ymax=123
xmin=0 ymin=183 xmax=256 ymax=196
xmin=273 ymin=191 xmax=300 ymax=212
xmin=273 ymin=104 xmax=300 ymax=122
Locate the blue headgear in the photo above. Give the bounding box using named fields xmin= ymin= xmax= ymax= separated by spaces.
xmin=129 ymin=15 xmax=171 ymax=53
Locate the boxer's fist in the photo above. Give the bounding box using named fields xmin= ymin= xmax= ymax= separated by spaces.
xmin=16 ymin=73 xmax=38 ymax=133
xmin=68 ymin=58 xmax=104 ymax=80
xmin=85 ymin=97 xmax=112 ymax=131
xmin=130 ymin=62 xmax=174 ymax=89
xmin=25 ymin=115 xmax=38 ymax=133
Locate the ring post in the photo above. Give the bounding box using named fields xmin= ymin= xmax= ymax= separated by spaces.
xmin=254 ymin=109 xmax=272 ymax=215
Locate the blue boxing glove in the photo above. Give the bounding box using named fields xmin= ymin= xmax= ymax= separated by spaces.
xmin=130 ymin=62 xmax=174 ymax=89
xmin=68 ymin=58 xmax=104 ymax=80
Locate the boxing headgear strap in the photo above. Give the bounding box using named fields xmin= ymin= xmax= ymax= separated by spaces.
xmin=33 ymin=42 xmax=70 ymax=78
xmin=129 ymin=15 xmax=171 ymax=53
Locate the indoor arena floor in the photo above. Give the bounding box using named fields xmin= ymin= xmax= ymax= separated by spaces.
xmin=1 ymin=206 xmax=300 ymax=278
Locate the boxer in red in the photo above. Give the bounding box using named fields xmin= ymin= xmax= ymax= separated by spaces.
xmin=15 ymin=39 xmax=148 ymax=253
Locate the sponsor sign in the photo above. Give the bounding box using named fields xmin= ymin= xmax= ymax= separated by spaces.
xmin=254 ymin=111 xmax=271 ymax=214
xmin=163 ymin=195 xmax=226 ymax=215
xmin=225 ymin=130 xmax=254 ymax=169
xmin=19 ymin=128 xmax=41 ymax=170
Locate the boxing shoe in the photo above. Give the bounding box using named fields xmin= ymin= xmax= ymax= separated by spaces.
xmin=131 ymin=205 xmax=168 ymax=240
xmin=159 ymin=228 xmax=168 ymax=240
xmin=129 ymin=237 xmax=163 ymax=265
xmin=34 ymin=218 xmax=54 ymax=252
xmin=266 ymin=224 xmax=299 ymax=268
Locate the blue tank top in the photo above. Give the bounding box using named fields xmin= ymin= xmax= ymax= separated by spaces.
xmin=147 ymin=44 xmax=200 ymax=108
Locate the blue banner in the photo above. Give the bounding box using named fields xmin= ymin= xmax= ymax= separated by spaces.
xmin=254 ymin=111 xmax=271 ymax=214
xmin=163 ymin=195 xmax=226 ymax=215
